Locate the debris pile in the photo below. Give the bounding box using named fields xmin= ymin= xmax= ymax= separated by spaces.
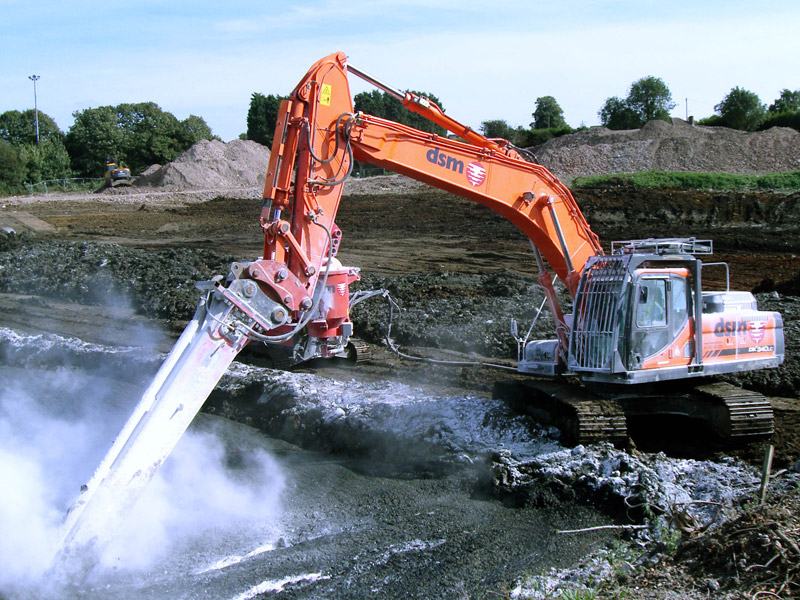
xmin=492 ymin=444 xmax=761 ymax=528
xmin=673 ymin=488 xmax=800 ymax=598
xmin=535 ymin=119 xmax=800 ymax=180
xmin=134 ymin=139 xmax=269 ymax=191
xmin=497 ymin=446 xmax=800 ymax=599
xmin=210 ymin=364 xmax=558 ymax=463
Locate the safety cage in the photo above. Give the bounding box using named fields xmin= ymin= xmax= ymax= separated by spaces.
xmin=567 ymin=255 xmax=633 ymax=374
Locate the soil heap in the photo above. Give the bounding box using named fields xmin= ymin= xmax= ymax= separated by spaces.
xmin=128 ymin=120 xmax=800 ymax=193
xmin=535 ymin=119 xmax=800 ymax=180
xmin=134 ymin=139 xmax=270 ymax=191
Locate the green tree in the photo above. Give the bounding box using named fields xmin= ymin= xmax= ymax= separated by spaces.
xmin=759 ymin=111 xmax=800 ymax=132
xmin=247 ymin=93 xmax=287 ymax=147
xmin=0 ymin=109 xmax=62 ymax=145
xmin=599 ymin=76 xmax=675 ymax=129
xmin=768 ymin=88 xmax=800 ymax=114
xmin=354 ymin=90 xmax=447 ymax=136
xmin=479 ymin=120 xmax=533 ymax=146
xmin=65 ymin=106 xmax=125 ymax=177
xmin=714 ymin=87 xmax=766 ymax=131
xmin=532 ymin=96 xmax=567 ymax=130
xmin=117 ymin=102 xmax=187 ymax=173
xmin=480 ymin=119 xmax=516 ymax=140
xmin=627 ymin=76 xmax=676 ymax=123
xmin=0 ymin=140 xmax=25 ymax=194
xmin=19 ymin=137 xmax=72 ymax=182
xmin=66 ymin=103 xmax=215 ymax=177
xmin=598 ymin=96 xmax=641 ymax=130
xmin=0 ymin=109 xmax=70 ymax=185
xmin=179 ymin=114 xmax=215 ymax=146
xmin=521 ymin=126 xmax=577 ymax=148
xmin=354 ymin=90 xmax=399 ymax=121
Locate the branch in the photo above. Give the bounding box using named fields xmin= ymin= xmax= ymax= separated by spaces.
xmin=557 ymin=524 xmax=648 ymax=534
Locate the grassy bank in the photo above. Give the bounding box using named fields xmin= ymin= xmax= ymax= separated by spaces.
xmin=571 ymin=171 xmax=800 ymax=191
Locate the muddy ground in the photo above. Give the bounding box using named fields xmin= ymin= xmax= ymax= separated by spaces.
xmin=1 ymin=180 xmax=799 ymax=598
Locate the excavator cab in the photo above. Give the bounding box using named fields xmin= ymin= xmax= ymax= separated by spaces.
xmin=560 ymin=238 xmax=783 ymax=385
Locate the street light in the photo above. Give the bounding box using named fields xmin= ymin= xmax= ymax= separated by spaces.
xmin=29 ymin=74 xmax=40 ymax=144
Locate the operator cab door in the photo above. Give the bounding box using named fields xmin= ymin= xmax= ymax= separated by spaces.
xmin=627 ymin=270 xmax=693 ymax=371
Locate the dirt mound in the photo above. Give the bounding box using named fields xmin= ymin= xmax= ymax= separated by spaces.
xmin=134 ymin=139 xmax=269 ymax=190
xmin=535 ymin=119 xmax=800 ymax=180
xmin=140 ymin=163 xmax=161 ymax=177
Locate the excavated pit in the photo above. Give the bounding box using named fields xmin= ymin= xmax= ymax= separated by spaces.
xmin=1 ymin=167 xmax=800 ymax=597
xmin=3 ymin=328 xmax=791 ymax=599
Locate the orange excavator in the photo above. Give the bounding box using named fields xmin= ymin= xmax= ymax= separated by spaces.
xmin=53 ymin=51 xmax=783 ymax=575
xmin=254 ymin=52 xmax=782 ymax=441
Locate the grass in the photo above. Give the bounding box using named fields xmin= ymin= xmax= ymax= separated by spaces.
xmin=571 ymin=170 xmax=800 ymax=192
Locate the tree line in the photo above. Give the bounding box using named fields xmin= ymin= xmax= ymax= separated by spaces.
xmin=483 ymin=79 xmax=800 ymax=148
xmin=0 ymin=103 xmax=215 ymax=195
xmin=247 ymin=79 xmax=799 ymax=158
xmin=2 ymin=77 xmax=797 ymax=196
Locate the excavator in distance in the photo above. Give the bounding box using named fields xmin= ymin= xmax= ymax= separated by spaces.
xmin=103 ymin=157 xmax=133 ymax=188
xmin=52 ymin=51 xmax=784 ymax=576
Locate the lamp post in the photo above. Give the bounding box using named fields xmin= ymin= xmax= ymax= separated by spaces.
xmin=29 ymin=74 xmax=40 ymax=144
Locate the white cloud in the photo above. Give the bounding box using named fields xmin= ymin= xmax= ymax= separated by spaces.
xmin=3 ymin=1 xmax=798 ymax=140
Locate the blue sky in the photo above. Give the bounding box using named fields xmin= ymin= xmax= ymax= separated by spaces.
xmin=2 ymin=0 xmax=798 ymax=141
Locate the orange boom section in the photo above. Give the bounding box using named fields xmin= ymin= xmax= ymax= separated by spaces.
xmin=346 ymin=113 xmax=602 ymax=296
xmin=262 ymin=51 xmax=603 ymax=305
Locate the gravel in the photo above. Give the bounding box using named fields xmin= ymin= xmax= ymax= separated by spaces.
xmin=535 ymin=119 xmax=800 ymax=180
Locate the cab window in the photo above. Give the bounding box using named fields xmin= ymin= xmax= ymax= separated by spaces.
xmin=670 ymin=275 xmax=689 ymax=325
xmin=636 ymin=279 xmax=667 ymax=328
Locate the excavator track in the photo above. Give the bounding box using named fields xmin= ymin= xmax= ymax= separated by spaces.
xmin=692 ymin=381 xmax=774 ymax=439
xmin=609 ymin=379 xmax=774 ymax=442
xmin=498 ymin=379 xmax=628 ymax=446
xmin=498 ymin=378 xmax=773 ymax=446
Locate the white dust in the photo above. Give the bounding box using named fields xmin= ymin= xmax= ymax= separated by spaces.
xmin=0 ymin=364 xmax=285 ymax=596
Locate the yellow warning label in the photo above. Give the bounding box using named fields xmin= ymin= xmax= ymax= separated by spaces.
xmin=320 ymin=84 xmax=332 ymax=106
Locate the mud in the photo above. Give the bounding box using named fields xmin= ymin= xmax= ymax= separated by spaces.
xmin=0 ymin=332 xmax=615 ymax=600
xmin=1 ymin=181 xmax=799 ymax=598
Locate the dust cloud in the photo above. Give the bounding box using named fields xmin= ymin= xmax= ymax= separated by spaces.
xmin=0 ymin=362 xmax=286 ymax=597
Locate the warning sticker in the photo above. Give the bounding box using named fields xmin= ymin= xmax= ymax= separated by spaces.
xmin=320 ymin=84 xmax=332 ymax=106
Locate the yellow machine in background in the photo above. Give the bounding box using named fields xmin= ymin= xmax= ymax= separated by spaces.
xmin=103 ymin=157 xmax=132 ymax=187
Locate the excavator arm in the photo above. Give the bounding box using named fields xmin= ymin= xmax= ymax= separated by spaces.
xmin=261 ymin=51 xmax=603 ymax=352
xmin=346 ymin=111 xmax=600 ymax=294
xmin=263 ymin=51 xmax=602 ymax=296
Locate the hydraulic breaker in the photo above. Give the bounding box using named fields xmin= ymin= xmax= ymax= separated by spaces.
xmin=52 ymin=273 xmax=290 ymax=578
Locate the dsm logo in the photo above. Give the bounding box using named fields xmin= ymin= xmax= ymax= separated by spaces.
xmin=426 ymin=148 xmax=464 ymax=174
xmin=426 ymin=148 xmax=487 ymax=187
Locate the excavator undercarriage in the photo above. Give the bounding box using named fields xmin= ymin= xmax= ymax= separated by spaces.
xmin=498 ymin=378 xmax=773 ymax=446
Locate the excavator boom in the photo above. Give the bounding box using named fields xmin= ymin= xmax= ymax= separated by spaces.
xmin=263 ymin=51 xmax=602 ymax=300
